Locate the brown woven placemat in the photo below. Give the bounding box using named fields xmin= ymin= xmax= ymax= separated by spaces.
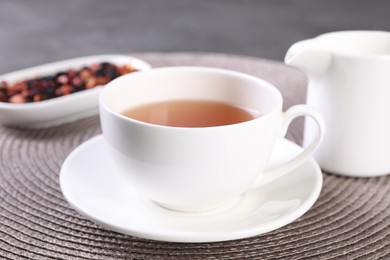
xmin=0 ymin=53 xmax=389 ymax=259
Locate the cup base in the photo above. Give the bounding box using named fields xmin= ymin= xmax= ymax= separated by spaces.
xmin=152 ymin=195 xmax=244 ymax=214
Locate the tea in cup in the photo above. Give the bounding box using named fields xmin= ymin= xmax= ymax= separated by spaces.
xmin=99 ymin=67 xmax=325 ymax=212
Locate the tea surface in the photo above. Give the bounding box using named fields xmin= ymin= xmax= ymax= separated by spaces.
xmin=122 ymin=100 xmax=259 ymax=127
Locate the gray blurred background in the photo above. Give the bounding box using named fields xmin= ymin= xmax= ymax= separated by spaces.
xmin=1 ymin=0 xmax=389 ymax=74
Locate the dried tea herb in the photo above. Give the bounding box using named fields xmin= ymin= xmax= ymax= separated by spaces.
xmin=0 ymin=62 xmax=138 ymax=103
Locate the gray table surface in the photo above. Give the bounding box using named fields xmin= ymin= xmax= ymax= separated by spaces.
xmin=1 ymin=1 xmax=390 ymax=259
xmin=1 ymin=0 xmax=390 ymax=74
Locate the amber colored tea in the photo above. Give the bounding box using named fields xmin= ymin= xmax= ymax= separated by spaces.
xmin=121 ymin=100 xmax=260 ymax=127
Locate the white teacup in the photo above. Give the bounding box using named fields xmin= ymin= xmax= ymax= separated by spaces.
xmin=99 ymin=67 xmax=325 ymax=212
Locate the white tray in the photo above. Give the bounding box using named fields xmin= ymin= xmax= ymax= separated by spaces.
xmin=0 ymin=55 xmax=151 ymax=128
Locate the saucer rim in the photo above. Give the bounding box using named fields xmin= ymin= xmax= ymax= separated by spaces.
xmin=60 ymin=135 xmax=322 ymax=243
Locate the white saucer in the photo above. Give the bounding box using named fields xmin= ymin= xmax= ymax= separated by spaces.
xmin=60 ymin=135 xmax=322 ymax=243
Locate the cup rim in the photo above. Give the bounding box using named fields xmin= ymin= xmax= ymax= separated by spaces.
xmin=100 ymin=66 xmax=283 ymax=130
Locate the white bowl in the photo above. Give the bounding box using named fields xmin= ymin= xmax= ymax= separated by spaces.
xmin=0 ymin=55 xmax=151 ymax=128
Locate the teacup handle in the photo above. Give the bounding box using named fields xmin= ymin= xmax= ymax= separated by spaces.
xmin=252 ymin=105 xmax=325 ymax=188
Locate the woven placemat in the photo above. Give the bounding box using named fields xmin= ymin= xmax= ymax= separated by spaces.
xmin=0 ymin=53 xmax=389 ymax=259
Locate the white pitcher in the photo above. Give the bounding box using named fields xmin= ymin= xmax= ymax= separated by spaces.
xmin=285 ymin=31 xmax=390 ymax=177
